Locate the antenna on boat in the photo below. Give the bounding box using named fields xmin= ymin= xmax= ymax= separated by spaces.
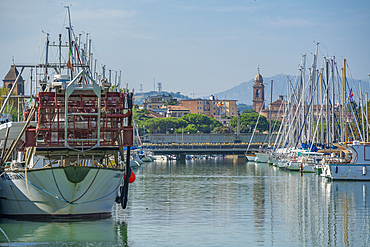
xmin=41 ymin=31 xmax=49 ymax=91
xmin=65 ymin=5 xmax=73 ymax=80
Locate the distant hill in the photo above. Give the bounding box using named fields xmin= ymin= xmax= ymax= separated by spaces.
xmin=135 ymin=74 xmax=368 ymax=106
xmin=214 ymin=74 xmax=292 ymax=105
xmin=215 ymin=74 xmax=369 ymax=105
xmin=134 ymin=91 xmax=191 ymax=105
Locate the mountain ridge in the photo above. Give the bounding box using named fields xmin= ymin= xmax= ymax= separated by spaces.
xmin=214 ymin=74 xmax=368 ymax=105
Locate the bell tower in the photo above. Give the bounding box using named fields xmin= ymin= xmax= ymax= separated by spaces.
xmin=252 ymin=68 xmax=264 ymax=112
xmin=3 ymin=63 xmax=24 ymax=95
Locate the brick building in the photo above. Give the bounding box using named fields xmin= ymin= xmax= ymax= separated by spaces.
xmin=179 ymin=98 xmax=237 ymax=118
xmin=3 ymin=64 xmax=24 ymax=95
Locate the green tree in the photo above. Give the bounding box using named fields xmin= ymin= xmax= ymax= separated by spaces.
xmin=229 ymin=111 xmax=268 ymax=133
xmin=142 ymin=117 xmax=188 ymax=134
xmin=0 ymin=87 xmax=22 ymax=122
xmin=164 ymin=100 xmax=179 ymax=106
xmin=180 ymin=113 xmax=222 ymax=133
xmin=183 ymin=124 xmax=198 ymax=133
xmin=212 ymin=125 xmax=235 ymax=133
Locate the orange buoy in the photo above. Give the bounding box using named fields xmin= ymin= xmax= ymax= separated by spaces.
xmin=124 ymin=171 xmax=136 ymax=183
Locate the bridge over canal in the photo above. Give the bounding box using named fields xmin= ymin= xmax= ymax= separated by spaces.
xmin=146 ymin=143 xmax=261 ymax=161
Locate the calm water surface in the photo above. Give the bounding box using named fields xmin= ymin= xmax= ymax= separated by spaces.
xmin=1 ymin=158 xmax=370 ymax=246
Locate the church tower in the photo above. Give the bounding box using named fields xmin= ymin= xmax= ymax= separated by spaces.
xmin=252 ymin=68 xmax=265 ymax=113
xmin=3 ymin=64 xmax=24 ymax=95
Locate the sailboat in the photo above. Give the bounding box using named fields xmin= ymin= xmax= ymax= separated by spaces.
xmin=0 ymin=8 xmax=134 ymax=218
xmin=321 ymin=59 xmax=370 ymax=180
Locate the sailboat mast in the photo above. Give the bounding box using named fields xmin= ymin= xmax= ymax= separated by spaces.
xmin=344 ymin=59 xmax=347 ymax=142
xmin=367 ymin=92 xmax=369 ymax=142
xmin=311 ymin=43 xmax=319 ymax=144
xmin=331 ymin=57 xmax=335 ymax=143
xmin=360 ymin=82 xmax=365 ymax=140
xmin=326 ymin=59 xmax=330 ymax=145
xmin=302 ymin=54 xmax=306 ymax=142
xmin=269 ymin=80 xmax=273 ymax=146
xmin=320 ymin=69 xmax=323 ymax=145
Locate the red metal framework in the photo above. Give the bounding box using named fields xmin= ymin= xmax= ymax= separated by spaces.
xmin=26 ymin=91 xmax=133 ymax=148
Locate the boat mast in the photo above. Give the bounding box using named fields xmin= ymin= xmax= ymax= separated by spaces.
xmin=311 ymin=43 xmax=319 ymax=145
xmin=302 ymin=54 xmax=306 ymax=143
xmin=331 ymin=57 xmax=335 ymax=143
xmin=320 ymin=68 xmax=323 ymax=145
xmin=344 ymin=59 xmax=347 ymax=142
xmin=42 ymin=32 xmax=49 ymax=91
xmin=360 ymin=81 xmax=365 ymax=140
xmin=59 ymin=34 xmax=62 ymax=73
xmin=269 ymin=80 xmax=273 ymax=146
xmin=367 ymin=91 xmax=369 ymax=142
xmin=326 ymin=58 xmax=330 ymax=145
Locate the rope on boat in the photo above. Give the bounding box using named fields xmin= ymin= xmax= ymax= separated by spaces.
xmin=12 ymin=170 xmax=124 ymax=205
xmin=0 ymin=227 xmax=10 ymax=244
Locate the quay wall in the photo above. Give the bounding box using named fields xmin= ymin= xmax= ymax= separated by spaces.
xmin=143 ymin=133 xmax=276 ymax=144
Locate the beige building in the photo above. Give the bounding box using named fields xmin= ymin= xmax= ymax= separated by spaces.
xmin=143 ymin=94 xmax=176 ymax=110
xmin=165 ymin=105 xmax=190 ymax=118
xmin=179 ymin=98 xmax=237 ymax=117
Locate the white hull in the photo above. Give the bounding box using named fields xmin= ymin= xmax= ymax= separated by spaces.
xmin=323 ymin=164 xmax=370 ymax=180
xmin=246 ymin=155 xmax=256 ymax=162
xmin=287 ymin=161 xmax=300 ymax=171
xmin=321 ymin=143 xmax=370 ymax=180
xmin=254 ymin=153 xmax=269 ymax=163
xmin=302 ymin=164 xmax=316 ymax=173
xmin=0 ymin=166 xmax=123 ymax=217
xmin=277 ymin=160 xmax=288 ymax=169
xmin=131 ymin=156 xmax=144 ymax=167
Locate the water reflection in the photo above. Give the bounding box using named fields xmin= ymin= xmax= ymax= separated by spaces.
xmin=0 ymin=158 xmax=369 ymax=246
xmin=0 ymin=217 xmax=128 ymax=246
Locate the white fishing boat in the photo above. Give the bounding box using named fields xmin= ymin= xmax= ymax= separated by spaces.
xmin=322 ymin=142 xmax=370 ymax=180
xmin=0 ymin=9 xmax=134 ymax=218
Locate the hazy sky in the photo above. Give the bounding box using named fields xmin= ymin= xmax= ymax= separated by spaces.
xmin=1 ymin=0 xmax=369 ymax=97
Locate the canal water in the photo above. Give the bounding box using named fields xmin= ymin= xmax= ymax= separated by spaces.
xmin=1 ymin=158 xmax=370 ymax=246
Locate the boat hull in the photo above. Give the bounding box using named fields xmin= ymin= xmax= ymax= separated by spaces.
xmin=323 ymin=163 xmax=370 ymax=180
xmin=287 ymin=161 xmax=300 ymax=171
xmin=246 ymin=155 xmax=256 ymax=162
xmin=254 ymin=153 xmax=269 ymax=163
xmin=0 ymin=166 xmax=124 ymax=217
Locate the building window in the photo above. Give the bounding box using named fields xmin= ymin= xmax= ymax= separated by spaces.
xmin=256 ymin=89 xmax=259 ymax=98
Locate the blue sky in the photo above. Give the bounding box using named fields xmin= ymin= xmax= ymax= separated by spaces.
xmin=0 ymin=0 xmax=369 ymax=97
